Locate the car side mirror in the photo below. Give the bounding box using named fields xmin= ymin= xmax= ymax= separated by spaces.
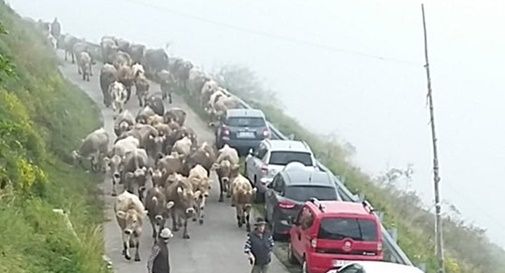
xmin=267 ymin=183 xmax=273 ymax=189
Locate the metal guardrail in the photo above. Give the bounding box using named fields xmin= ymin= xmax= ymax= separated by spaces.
xmin=231 ymin=96 xmax=413 ymax=266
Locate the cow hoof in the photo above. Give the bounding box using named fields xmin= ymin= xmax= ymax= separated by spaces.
xmin=134 ymin=257 xmax=141 ymax=262
xmin=218 ymin=198 xmax=223 ymax=203
xmin=111 ymin=192 xmax=117 ymax=197
xmin=125 ymin=255 xmax=131 ymax=260
xmin=183 ymin=234 xmax=190 ymax=239
xmin=231 ymin=203 xmax=235 ymax=207
xmin=173 ymin=227 xmax=179 ymax=232
xmin=199 ymin=219 xmax=204 ymax=225
xmin=192 ymin=218 xmax=197 ymax=222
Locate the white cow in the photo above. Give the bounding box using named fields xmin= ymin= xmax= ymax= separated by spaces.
xmin=188 ymin=164 xmax=212 ymax=224
xmin=171 ymin=136 xmax=192 ymax=157
xmin=109 ymin=81 xmax=128 ymax=114
xmin=72 ymin=128 xmax=109 ymax=172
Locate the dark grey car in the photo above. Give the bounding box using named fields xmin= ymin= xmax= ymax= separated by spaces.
xmin=215 ymin=109 xmax=270 ymax=154
xmin=264 ymin=167 xmax=339 ymax=239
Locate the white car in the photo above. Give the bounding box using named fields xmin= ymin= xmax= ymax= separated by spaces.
xmin=330 ymin=261 xmax=424 ymax=273
xmin=245 ymin=139 xmax=317 ymax=202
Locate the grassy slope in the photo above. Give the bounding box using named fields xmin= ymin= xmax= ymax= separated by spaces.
xmin=178 ymin=65 xmax=505 ymax=273
xmin=0 ymin=2 xmax=107 ymax=273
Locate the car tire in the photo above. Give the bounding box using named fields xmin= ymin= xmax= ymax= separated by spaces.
xmin=288 ymin=242 xmax=297 ymax=264
xmin=302 ymin=258 xmax=309 ymax=273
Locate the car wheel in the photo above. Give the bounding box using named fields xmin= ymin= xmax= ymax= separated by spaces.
xmin=302 ymin=258 xmax=309 ymax=273
xmin=288 ymin=242 xmax=297 ymax=264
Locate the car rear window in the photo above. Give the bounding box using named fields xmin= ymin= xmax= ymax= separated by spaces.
xmin=318 ymin=218 xmax=378 ymax=241
xmin=269 ymin=151 xmax=313 ymax=166
xmin=285 ymin=186 xmax=337 ymax=202
xmin=226 ymin=117 xmax=266 ymax=127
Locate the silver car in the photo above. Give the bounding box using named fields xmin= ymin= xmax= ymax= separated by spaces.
xmin=245 ymin=139 xmax=318 ymax=202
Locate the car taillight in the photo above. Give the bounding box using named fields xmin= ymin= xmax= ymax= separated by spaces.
xmin=278 ymin=200 xmax=295 ymax=209
xmin=377 ymin=242 xmax=383 ymax=252
xmin=262 ymin=128 xmax=270 ymax=138
xmin=310 ymin=238 xmax=317 ymax=248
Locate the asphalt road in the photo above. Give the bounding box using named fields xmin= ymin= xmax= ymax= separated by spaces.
xmin=57 ymin=52 xmax=290 ymax=273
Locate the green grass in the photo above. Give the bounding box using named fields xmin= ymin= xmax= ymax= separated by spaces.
xmin=0 ymin=2 xmax=107 ymax=273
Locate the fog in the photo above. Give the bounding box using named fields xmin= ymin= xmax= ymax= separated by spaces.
xmin=8 ymin=0 xmax=505 ymax=248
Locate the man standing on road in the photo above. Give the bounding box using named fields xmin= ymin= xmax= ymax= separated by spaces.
xmin=147 ymin=228 xmax=173 ymax=273
xmin=244 ymin=217 xmax=274 ymax=273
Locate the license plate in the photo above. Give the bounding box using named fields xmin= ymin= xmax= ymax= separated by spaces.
xmin=237 ymin=132 xmax=254 ymax=138
xmin=332 ymin=260 xmax=349 ymax=267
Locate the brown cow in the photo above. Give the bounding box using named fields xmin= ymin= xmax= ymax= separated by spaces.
xmin=230 ymin=173 xmax=256 ymax=232
xmin=144 ymin=186 xmax=175 ymax=240
xmin=164 ymin=174 xmax=199 ymax=239
xmin=212 ymin=144 xmax=240 ymax=202
xmin=114 ymin=191 xmax=147 ymax=261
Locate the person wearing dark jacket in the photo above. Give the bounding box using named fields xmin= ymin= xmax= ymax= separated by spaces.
xmin=244 ymin=217 xmax=275 ymax=273
xmin=147 ymin=228 xmax=173 ymax=273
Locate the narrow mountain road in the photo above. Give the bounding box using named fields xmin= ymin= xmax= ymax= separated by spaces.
xmin=57 ymin=52 xmax=290 ymax=273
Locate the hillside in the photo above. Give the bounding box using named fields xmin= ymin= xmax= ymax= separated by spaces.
xmin=0 ymin=2 xmax=107 ymax=273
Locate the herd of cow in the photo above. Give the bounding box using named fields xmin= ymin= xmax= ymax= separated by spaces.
xmin=44 ymin=26 xmax=258 ymax=262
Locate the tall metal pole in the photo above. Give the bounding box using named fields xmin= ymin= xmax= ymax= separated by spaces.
xmin=421 ymin=4 xmax=445 ymax=273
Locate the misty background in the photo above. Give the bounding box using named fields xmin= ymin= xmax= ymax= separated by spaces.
xmin=7 ymin=0 xmax=505 ymax=248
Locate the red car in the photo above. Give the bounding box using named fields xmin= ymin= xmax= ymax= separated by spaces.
xmin=288 ymin=199 xmax=384 ymax=273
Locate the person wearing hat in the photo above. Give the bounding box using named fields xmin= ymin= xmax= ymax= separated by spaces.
xmin=147 ymin=228 xmax=173 ymax=273
xmin=244 ymin=217 xmax=274 ymax=273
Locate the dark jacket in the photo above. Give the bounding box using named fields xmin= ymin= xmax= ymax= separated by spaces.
xmin=244 ymin=230 xmax=274 ymax=265
xmin=148 ymin=240 xmax=170 ymax=273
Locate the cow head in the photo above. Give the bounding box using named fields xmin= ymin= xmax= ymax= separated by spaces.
xmin=149 ymin=192 xmax=174 ymax=226
xmin=71 ymin=150 xmax=81 ymax=166
xmin=151 ymin=168 xmax=164 ymax=187
xmin=213 ymin=160 xmax=232 ymax=185
xmin=116 ymin=208 xmax=145 ymax=235
xmin=176 ymin=186 xmax=197 ymax=216
xmin=148 ymin=133 xmax=166 ymax=161
xmin=104 ymin=154 xmax=123 ymax=184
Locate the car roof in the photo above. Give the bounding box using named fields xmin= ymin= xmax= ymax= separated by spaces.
xmin=265 ymin=140 xmax=311 ymax=152
xmin=282 ymin=169 xmax=334 ymax=187
xmin=345 ymin=261 xmax=424 ymax=273
xmin=226 ymin=108 xmax=265 ymax=118
xmin=310 ymin=201 xmax=373 ymax=216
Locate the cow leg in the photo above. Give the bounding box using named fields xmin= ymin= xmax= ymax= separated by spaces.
xmin=236 ymin=206 xmax=243 ymax=228
xmin=182 ymin=217 xmax=190 ymax=239
xmin=122 ymin=234 xmax=131 ymax=260
xmin=199 ymin=197 xmax=206 ymax=225
xmin=171 ymin=210 xmax=179 ymax=232
xmin=218 ymin=179 xmax=224 ymax=202
xmin=134 ymin=238 xmax=141 ymax=262
xmin=245 ymin=208 xmax=251 ymax=232
xmin=89 ymin=64 xmax=93 ymax=76
xmin=150 ymin=217 xmax=157 ymax=239
xmin=111 ymin=179 xmax=117 ymax=196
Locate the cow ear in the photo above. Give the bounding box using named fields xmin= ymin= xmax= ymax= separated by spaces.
xmin=211 ymin=163 xmax=218 ymax=170
xmin=166 ymin=201 xmax=175 ymax=209
xmin=148 ymin=167 xmax=153 ymax=176
xmin=116 ymin=211 xmax=127 ymax=219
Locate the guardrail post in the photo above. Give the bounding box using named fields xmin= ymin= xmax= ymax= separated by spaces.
xmin=387 ymin=228 xmax=398 ymax=243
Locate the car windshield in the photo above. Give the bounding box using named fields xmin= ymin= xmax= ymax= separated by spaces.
xmin=226 ymin=116 xmax=265 ymax=127
xmin=318 ymin=218 xmax=378 ymax=241
xmin=285 ymin=186 xmax=337 ymax=202
xmin=269 ymin=151 xmax=313 ymax=166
